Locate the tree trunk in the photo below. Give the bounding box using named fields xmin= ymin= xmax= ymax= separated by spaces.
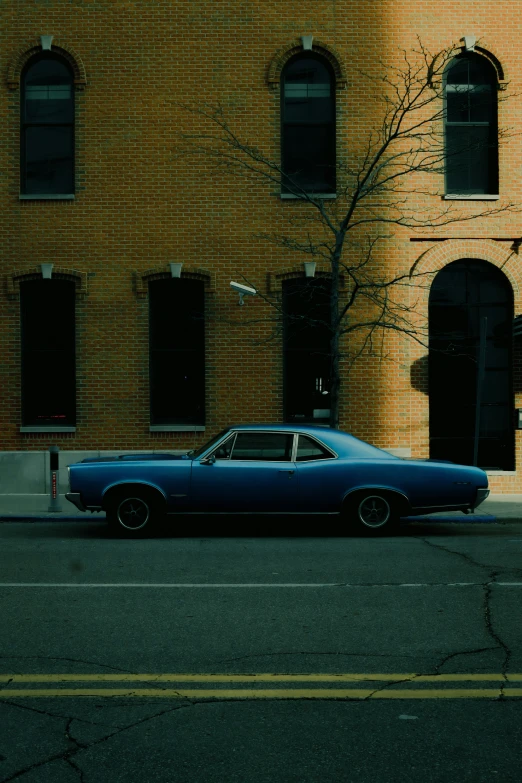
xmin=329 ymin=239 xmax=342 ymax=430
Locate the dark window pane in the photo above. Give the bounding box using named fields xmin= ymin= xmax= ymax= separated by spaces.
xmin=445 ymin=55 xmax=497 ymax=195
xmin=20 ymin=280 xmax=76 ymax=426
xmin=446 ymin=125 xmax=492 ymax=194
xmin=295 ymin=435 xmax=332 ymax=461
xmin=25 ymin=58 xmax=72 ymax=87
xmin=446 ymin=58 xmax=470 ymax=86
xmin=284 ymin=278 xmax=330 ymax=350
xmin=283 ymin=59 xmax=333 ymax=124
xmin=149 ymin=279 xmax=205 ymax=425
xmin=21 ymin=55 xmax=74 ymax=194
xmin=283 ymin=278 xmax=331 ymax=423
xmin=149 ymin=350 xmax=205 ymax=425
xmin=283 ymin=125 xmax=335 ymax=192
xmin=281 ymin=55 xmax=335 ymax=193
xmin=230 ymin=432 xmax=293 ymax=461
xmin=23 ymin=126 xmax=74 ymax=194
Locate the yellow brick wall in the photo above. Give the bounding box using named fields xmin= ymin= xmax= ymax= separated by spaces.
xmin=1 ymin=1 xmax=521 ymax=491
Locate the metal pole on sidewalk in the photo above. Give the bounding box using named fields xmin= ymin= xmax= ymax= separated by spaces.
xmin=48 ymin=445 xmax=62 ymax=513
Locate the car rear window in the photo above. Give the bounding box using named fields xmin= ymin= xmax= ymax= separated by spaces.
xmin=295 ymin=434 xmax=334 ymax=461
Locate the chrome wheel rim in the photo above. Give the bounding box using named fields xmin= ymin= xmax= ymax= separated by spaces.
xmin=117 ymin=497 xmax=150 ymax=531
xmin=358 ymin=495 xmax=391 ymax=528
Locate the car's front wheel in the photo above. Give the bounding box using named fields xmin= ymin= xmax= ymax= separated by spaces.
xmin=106 ymin=488 xmax=163 ymax=537
xmin=346 ymin=492 xmax=399 ymax=535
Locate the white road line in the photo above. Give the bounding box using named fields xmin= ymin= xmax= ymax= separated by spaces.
xmin=0 ymin=582 xmax=521 ymax=588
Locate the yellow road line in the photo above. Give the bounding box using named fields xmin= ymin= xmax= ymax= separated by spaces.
xmin=1 ymin=673 xmax=521 ymax=683
xmin=1 ymin=688 xmax=522 ymax=699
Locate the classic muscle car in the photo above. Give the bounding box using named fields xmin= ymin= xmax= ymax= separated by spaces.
xmin=65 ymin=424 xmax=490 ymax=536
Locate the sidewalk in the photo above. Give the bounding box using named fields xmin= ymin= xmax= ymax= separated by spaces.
xmin=0 ymin=494 xmax=520 ymax=522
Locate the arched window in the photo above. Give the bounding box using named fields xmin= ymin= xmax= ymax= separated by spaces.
xmin=429 ymin=260 xmax=513 ymax=470
xmin=283 ymin=277 xmax=331 ymax=423
xmin=21 ymin=54 xmax=74 ymax=195
xmin=20 ymin=279 xmax=76 ymax=427
xmin=149 ymin=278 xmax=205 ymax=427
xmin=281 ymin=55 xmax=335 ymax=194
xmin=445 ymin=54 xmax=498 ymax=195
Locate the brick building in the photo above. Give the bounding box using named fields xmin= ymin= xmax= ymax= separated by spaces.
xmin=1 ymin=1 xmax=522 ymax=496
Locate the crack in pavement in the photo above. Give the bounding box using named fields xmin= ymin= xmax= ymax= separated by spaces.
xmin=0 ymin=697 xmax=121 ymax=730
xmin=416 ymin=538 xmax=513 ymax=698
xmin=483 ymin=573 xmax=512 ymax=699
xmin=0 ymin=656 xmax=133 ymax=674
xmin=0 ymin=701 xmax=194 ymax=783
xmin=431 ymin=646 xmax=499 ymax=674
xmin=215 ymin=651 xmax=434 ymax=665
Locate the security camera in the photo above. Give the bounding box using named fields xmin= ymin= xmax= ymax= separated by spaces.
xmin=230 ymin=280 xmax=257 ymax=305
xmin=230 ymin=281 xmax=257 ymax=296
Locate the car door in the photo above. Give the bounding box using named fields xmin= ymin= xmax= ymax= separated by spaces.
xmin=190 ymin=430 xmax=298 ymax=512
xmin=293 ymin=433 xmax=343 ymax=511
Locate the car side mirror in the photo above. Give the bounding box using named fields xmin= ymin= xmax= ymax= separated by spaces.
xmin=201 ymin=453 xmax=216 ymax=465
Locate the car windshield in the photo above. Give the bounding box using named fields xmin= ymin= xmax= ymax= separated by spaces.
xmin=187 ymin=428 xmax=230 ymax=459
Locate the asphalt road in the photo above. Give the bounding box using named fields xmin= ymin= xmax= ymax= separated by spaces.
xmin=1 ymin=518 xmax=521 ymax=783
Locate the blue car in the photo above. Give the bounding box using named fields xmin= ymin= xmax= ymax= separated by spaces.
xmin=65 ymin=424 xmax=489 ymax=536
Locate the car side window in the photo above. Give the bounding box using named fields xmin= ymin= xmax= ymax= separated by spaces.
xmin=295 ymin=434 xmax=334 ymax=461
xmin=213 ymin=434 xmax=236 ymax=460
xmin=230 ymin=432 xmax=293 ymax=461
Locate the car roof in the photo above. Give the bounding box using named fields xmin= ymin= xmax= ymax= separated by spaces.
xmin=225 ymin=424 xmax=396 ymax=460
xmin=230 ymin=423 xmax=334 ymax=433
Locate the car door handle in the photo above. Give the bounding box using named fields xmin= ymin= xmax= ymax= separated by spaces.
xmin=278 ymin=469 xmax=295 ymax=475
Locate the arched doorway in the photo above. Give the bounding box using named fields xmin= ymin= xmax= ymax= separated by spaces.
xmin=429 ymin=259 xmax=514 ymax=470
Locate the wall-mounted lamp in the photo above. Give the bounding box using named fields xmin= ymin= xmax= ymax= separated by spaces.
xmin=230 ymin=280 xmax=257 ymax=305
xmin=304 ymin=261 xmax=316 ymax=278
xmin=41 ymin=263 xmax=53 ymax=279
xmin=169 ymin=262 xmax=183 ymax=278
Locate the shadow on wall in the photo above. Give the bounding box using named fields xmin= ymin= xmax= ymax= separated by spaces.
xmin=411 ymin=348 xmax=522 ymax=396
xmin=410 ymin=354 xmax=428 ymax=395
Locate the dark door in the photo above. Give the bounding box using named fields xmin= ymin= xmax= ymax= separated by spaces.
xmin=429 ymin=259 xmax=513 ymax=470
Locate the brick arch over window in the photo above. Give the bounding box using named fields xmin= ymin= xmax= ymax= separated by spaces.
xmin=410 ymin=240 xmax=520 ymax=308
xmin=134 ymin=265 xmax=215 ymax=299
xmin=267 ymin=40 xmax=347 ymax=89
xmin=471 ymin=46 xmax=507 ymax=87
xmin=6 ymin=267 xmax=88 ymax=300
xmin=7 ymin=39 xmax=87 ymax=90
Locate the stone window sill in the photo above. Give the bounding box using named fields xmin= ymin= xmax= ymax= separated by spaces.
xmin=20 ymin=426 xmax=76 ymax=433
xmin=443 ymin=194 xmax=499 ymax=201
xmin=150 ymin=425 xmax=205 ymax=432
xmin=19 ymin=194 xmax=75 ymax=200
xmin=280 ymin=193 xmax=337 ymax=200
xmin=485 ymin=470 xmax=516 ymax=475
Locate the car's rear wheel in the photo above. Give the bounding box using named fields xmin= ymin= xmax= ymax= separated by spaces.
xmin=346 ymin=492 xmax=399 ymax=535
xmin=105 ymin=488 xmax=163 ymax=537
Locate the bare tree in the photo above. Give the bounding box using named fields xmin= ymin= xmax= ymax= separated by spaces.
xmin=177 ymin=40 xmax=517 ymax=429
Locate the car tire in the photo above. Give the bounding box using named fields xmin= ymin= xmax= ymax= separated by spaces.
xmin=346 ymin=492 xmax=399 ymax=535
xmin=106 ymin=489 xmax=162 ymax=537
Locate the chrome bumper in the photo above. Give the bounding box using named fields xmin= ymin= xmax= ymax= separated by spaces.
xmin=65 ymin=492 xmax=87 ymax=512
xmin=473 ymin=488 xmax=490 ymax=509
